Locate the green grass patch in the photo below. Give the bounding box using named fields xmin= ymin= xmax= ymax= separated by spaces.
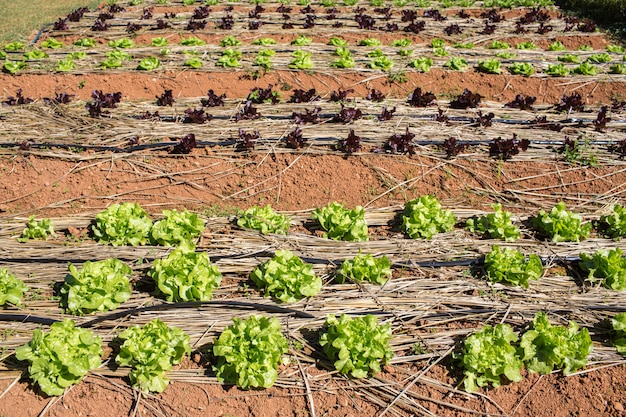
xmin=0 ymin=0 xmax=101 ymax=44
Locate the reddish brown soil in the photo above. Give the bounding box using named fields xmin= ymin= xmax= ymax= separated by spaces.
xmin=1 ymin=69 xmax=623 ymax=106
xmin=1 ymin=5 xmax=626 ymax=417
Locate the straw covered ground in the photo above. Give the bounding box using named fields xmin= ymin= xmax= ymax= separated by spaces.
xmin=1 ymin=0 xmax=626 ymax=416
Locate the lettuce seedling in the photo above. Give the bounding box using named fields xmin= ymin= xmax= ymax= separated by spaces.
xmin=320 ymin=314 xmax=393 ymax=378
xmin=137 ymin=56 xmax=160 ymax=71
xmin=237 ymin=204 xmax=290 ymax=234
xmin=402 ymin=195 xmax=456 ymax=239
xmin=251 ymin=249 xmax=321 ymax=303
xmin=507 ymin=62 xmax=534 ymax=76
xmin=18 ymin=215 xmax=55 ymax=242
xmin=312 ymin=202 xmax=368 ymax=241
xmin=180 ymin=36 xmax=206 ymax=46
xmin=546 ymin=63 xmax=570 ymax=77
xmin=600 ymin=204 xmax=626 ymax=238
xmin=3 ymin=60 xmax=27 ymax=75
xmin=23 ymin=50 xmax=48 ymax=60
xmin=213 ymin=315 xmax=288 ymax=389
xmin=116 ymin=319 xmax=190 ymax=393
xmin=0 ymin=267 xmax=28 ymax=306
xmin=579 ymin=248 xmax=626 ymax=291
xmin=150 ymin=209 xmax=205 ymax=246
xmin=477 ymin=59 xmax=502 ymax=74
xmin=216 ymin=48 xmax=242 ymax=67
xmin=15 ymin=319 xmax=103 ymax=396
xmin=444 ymin=57 xmax=467 ymax=71
xmin=612 ymin=313 xmax=626 ymax=354
xmin=108 ymin=38 xmax=134 ymax=49
xmin=40 ymin=38 xmax=64 ymax=49
xmin=483 ymin=245 xmax=543 ymax=288
xmin=335 ymin=253 xmax=392 ymax=285
xmin=289 ymin=50 xmax=314 ymax=70
xmin=520 ymin=312 xmax=592 ymax=375
xmin=409 ymin=57 xmax=433 ymax=72
xmin=74 ymin=38 xmax=96 ymax=47
xmin=459 ymin=323 xmax=523 ymax=392
xmin=61 ymin=258 xmax=132 ymax=315
xmin=56 ymin=58 xmax=75 ymax=72
xmin=466 ymin=203 xmax=521 ymax=241
xmin=291 ymin=35 xmax=313 ymax=46
xmin=149 ymin=241 xmax=222 ymax=302
xmin=92 ymin=202 xmax=153 ymax=246
xmin=531 ymin=202 xmax=591 ymax=242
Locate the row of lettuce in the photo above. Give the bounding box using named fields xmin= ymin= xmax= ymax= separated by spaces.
xmin=7 ymin=199 xmax=626 ymax=307
xmin=4 ymin=199 xmax=626 ymax=397
xmin=10 ymin=304 xmax=626 ymax=397
xmin=3 ymin=36 xmax=625 ymax=75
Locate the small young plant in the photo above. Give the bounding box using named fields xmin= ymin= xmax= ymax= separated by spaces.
xmin=579 ymin=248 xmax=626 ymax=291
xmin=599 ymin=204 xmax=626 ymax=239
xmin=531 ymin=202 xmax=591 ymax=242
xmin=444 ymin=57 xmax=468 ymax=71
xmin=401 ymin=195 xmax=456 ymax=239
xmin=149 ymin=241 xmax=222 ymax=302
xmin=520 ymin=312 xmax=592 ymax=375
xmin=116 ymin=319 xmax=190 ymax=393
xmin=213 ymin=315 xmax=289 ymax=389
xmin=335 ymin=253 xmax=392 ymax=285
xmin=92 ymin=202 xmax=153 ymax=246
xmin=311 ymin=202 xmax=368 ymax=241
xmin=612 ymin=313 xmax=626 ymax=354
xmin=289 ymin=50 xmax=313 ymax=70
xmin=409 ymin=57 xmax=433 ymax=72
xmin=459 ymin=323 xmax=523 ymax=392
xmin=0 ymin=268 xmax=28 ymax=306
xmin=319 ymin=314 xmax=393 ymax=378
xmin=481 ymin=245 xmax=543 ymax=288
xmin=477 ymin=59 xmax=502 ymax=74
xmin=137 ymin=56 xmax=160 ymax=71
xmin=18 ymin=215 xmax=55 ymax=242
xmin=466 ymin=203 xmax=521 ymax=241
xmin=250 ymin=250 xmax=322 ymax=303
xmin=237 ymin=204 xmax=290 ymax=234
xmin=60 ymin=258 xmax=132 ymax=315
xmin=150 ymin=209 xmax=205 ymax=246
xmin=15 ymin=319 xmax=103 ymax=396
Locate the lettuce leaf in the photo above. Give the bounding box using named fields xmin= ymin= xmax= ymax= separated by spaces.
xmin=213 ymin=315 xmax=288 ymax=389
xmin=319 ymin=314 xmax=393 ymax=378
xmin=402 ymin=195 xmax=456 ymax=239
xmin=312 ymin=202 xmax=368 ymax=241
xmin=149 ymin=241 xmax=222 ymax=302
xmin=150 ymin=209 xmax=205 ymax=246
xmin=116 ymin=319 xmax=190 ymax=393
xmin=237 ymin=204 xmax=290 ymax=234
xmin=60 ymin=258 xmax=132 ymax=315
xmin=0 ymin=267 xmax=28 ymax=306
xmin=460 ymin=323 xmax=523 ymax=392
xmin=600 ymin=204 xmax=626 ymax=239
xmin=612 ymin=313 xmax=626 ymax=354
xmin=531 ymin=202 xmax=591 ymax=242
xmin=335 ymin=252 xmax=392 ymax=285
xmin=18 ymin=215 xmax=55 ymax=242
xmin=92 ymin=202 xmax=153 ymax=246
xmin=579 ymin=248 xmax=626 ymax=290
xmin=466 ymin=203 xmax=520 ymax=241
xmin=250 ymin=249 xmax=321 ymax=303
xmin=483 ymin=245 xmax=543 ymax=288
xmin=15 ymin=319 xmax=103 ymax=396
xmin=520 ymin=312 xmax=592 ymax=375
